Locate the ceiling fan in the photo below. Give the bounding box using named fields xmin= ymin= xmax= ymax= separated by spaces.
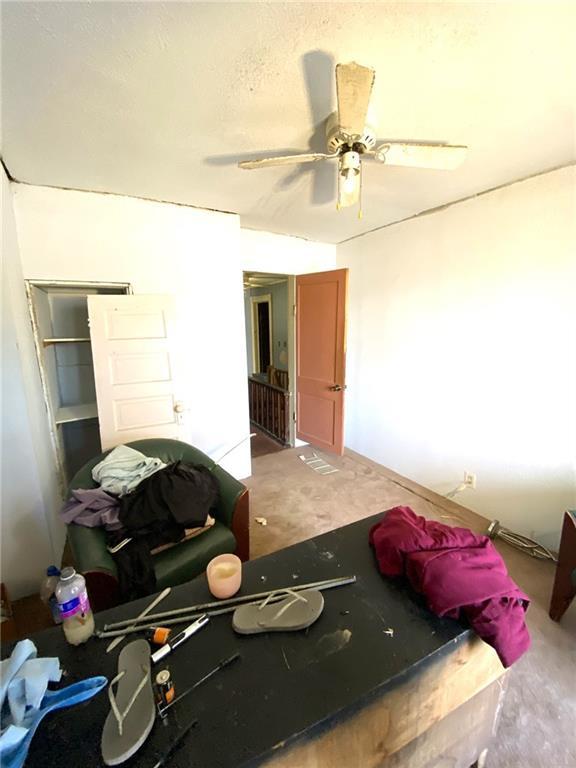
xmin=238 ymin=62 xmax=467 ymax=214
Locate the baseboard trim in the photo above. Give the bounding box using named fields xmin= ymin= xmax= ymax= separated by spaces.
xmin=344 ymin=448 xmax=490 ymax=535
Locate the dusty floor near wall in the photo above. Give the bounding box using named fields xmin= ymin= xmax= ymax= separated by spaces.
xmin=250 ymin=427 xmax=288 ymax=459
xmin=245 ymin=446 xmax=576 ymax=768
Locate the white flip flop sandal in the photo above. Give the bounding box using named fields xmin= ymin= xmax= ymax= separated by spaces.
xmin=101 ymin=639 xmax=155 ymax=765
xmin=232 ymin=589 xmax=324 ymax=635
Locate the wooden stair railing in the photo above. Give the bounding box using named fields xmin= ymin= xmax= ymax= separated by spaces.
xmin=248 ymin=376 xmax=290 ymax=445
xmin=267 ymin=367 xmax=289 ymax=391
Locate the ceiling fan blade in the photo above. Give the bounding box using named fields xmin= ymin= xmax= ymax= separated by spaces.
xmin=373 ymin=143 xmax=468 ymax=170
xmin=238 ymin=152 xmax=337 ymax=170
xmin=336 ymin=62 xmax=375 ymax=139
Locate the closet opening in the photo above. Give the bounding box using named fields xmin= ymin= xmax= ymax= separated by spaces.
xmin=25 ymin=280 xmax=132 ymax=489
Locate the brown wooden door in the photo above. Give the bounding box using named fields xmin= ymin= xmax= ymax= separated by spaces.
xmin=296 ymin=269 xmax=347 ymax=454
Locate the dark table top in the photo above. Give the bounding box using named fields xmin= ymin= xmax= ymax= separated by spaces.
xmin=4 ymin=513 xmax=471 ymax=768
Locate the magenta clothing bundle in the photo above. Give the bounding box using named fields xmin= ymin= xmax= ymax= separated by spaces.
xmin=369 ymin=506 xmax=530 ymax=667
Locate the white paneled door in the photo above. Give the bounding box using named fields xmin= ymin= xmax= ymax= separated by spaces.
xmin=87 ymin=295 xmax=186 ymax=450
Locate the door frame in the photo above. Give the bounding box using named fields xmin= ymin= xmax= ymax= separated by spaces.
xmin=25 ymin=279 xmax=132 ymax=492
xmin=250 ymin=294 xmax=273 ymax=375
xmin=287 ymin=276 xmax=297 ymax=447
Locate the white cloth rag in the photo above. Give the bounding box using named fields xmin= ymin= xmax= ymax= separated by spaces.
xmin=91 ymin=444 xmax=166 ymax=496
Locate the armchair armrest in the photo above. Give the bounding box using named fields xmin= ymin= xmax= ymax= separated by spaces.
xmin=210 ymin=464 xmax=245 ymax=526
xmin=67 ymin=523 xmax=120 ymax=612
xmin=209 ymin=464 xmax=249 ymax=562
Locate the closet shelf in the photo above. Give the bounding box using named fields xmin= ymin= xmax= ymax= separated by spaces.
xmin=43 ymin=337 xmax=91 ymax=346
xmin=55 ymin=403 xmax=98 ymax=424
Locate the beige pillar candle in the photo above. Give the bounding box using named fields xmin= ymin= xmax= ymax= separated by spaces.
xmin=206 ymin=554 xmax=242 ymax=599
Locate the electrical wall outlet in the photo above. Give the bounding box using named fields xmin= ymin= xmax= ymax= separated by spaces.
xmin=463 ymin=471 xmax=476 ymax=489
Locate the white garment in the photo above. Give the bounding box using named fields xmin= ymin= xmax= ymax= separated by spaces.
xmin=91 ymin=445 xmax=166 ymax=496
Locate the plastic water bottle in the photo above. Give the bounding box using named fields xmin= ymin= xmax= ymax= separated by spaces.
xmin=40 ymin=565 xmax=62 ymax=625
xmin=55 ymin=567 xmax=95 ymax=645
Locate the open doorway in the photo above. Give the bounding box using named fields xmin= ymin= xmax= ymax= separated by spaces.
xmin=244 ymin=272 xmax=293 ymax=458
xmin=250 ymin=294 xmax=272 ymax=374
xmin=244 ymin=268 xmax=348 ymax=461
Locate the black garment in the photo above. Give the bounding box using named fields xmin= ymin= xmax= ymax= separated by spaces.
xmin=119 ymin=461 xmax=219 ymax=532
xmin=113 ymin=537 xmax=157 ymax=602
xmin=111 ymin=462 xmax=219 ymax=600
xmin=107 ymin=525 xmax=182 ymax=601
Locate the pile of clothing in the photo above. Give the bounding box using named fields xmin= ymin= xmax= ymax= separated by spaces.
xmin=61 ymin=445 xmax=219 ymax=600
xmin=369 ymin=506 xmax=531 ymax=667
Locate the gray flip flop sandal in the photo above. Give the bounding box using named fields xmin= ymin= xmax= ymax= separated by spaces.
xmin=101 ymin=639 xmax=155 ymax=766
xmin=232 ymin=589 xmax=324 ymax=635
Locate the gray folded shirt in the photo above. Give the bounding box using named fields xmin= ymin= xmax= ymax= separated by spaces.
xmin=91 ymin=444 xmax=166 ymax=497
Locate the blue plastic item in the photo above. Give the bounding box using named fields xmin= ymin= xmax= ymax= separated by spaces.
xmin=1 ymin=676 xmax=107 ymax=768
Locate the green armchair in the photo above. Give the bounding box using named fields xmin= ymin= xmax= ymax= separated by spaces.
xmin=66 ymin=438 xmax=250 ymax=611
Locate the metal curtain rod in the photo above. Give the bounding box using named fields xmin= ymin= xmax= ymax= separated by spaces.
xmin=97 ymin=615 xmax=206 ymax=638
xmin=98 ymin=598 xmax=293 ymax=638
xmin=97 ymin=577 xmax=357 ymax=639
xmin=102 ymin=576 xmax=356 ymax=632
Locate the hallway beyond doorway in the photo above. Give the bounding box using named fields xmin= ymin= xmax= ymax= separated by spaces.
xmin=250 ymin=427 xmax=288 ymax=459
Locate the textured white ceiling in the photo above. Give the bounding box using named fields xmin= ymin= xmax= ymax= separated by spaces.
xmin=2 ymin=2 xmax=575 ymax=243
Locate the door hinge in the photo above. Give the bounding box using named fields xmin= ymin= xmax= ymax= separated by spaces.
xmin=293 ymin=304 xmax=297 ymax=317
xmin=292 ymin=412 xmax=296 ymax=422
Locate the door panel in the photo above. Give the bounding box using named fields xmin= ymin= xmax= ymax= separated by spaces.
xmin=88 ymin=295 xmax=185 ymax=450
xmin=298 ymin=282 xmax=340 ymax=381
xmin=106 ymin=310 xmax=167 ymax=339
xmin=110 ymin=351 xmax=172 ymax=385
xmin=297 ymin=392 xmax=336 ymax=444
xmin=296 ymin=269 xmax=347 ymax=454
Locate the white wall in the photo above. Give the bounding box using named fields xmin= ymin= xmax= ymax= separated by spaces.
xmin=241 ymin=229 xmax=336 ymax=275
xmin=13 ymin=184 xmax=252 ymax=483
xmin=2 ymin=167 xmax=63 ymax=598
xmin=338 ymin=166 xmax=576 ymax=549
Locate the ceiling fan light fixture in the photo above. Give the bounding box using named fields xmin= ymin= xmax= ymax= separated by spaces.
xmin=337 ymin=150 xmax=361 ymax=209
xmin=342 ymin=168 xmax=358 ymax=194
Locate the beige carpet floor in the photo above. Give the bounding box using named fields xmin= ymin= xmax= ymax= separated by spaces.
xmin=245 ymin=446 xmax=576 ymax=768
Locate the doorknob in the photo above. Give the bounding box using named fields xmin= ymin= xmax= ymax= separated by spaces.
xmin=174 ymin=401 xmax=189 ymax=425
xmin=329 ymin=384 xmax=347 ymax=392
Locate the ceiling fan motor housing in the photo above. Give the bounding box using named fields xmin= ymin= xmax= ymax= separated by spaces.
xmin=325 ymin=111 xmax=376 ymax=153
